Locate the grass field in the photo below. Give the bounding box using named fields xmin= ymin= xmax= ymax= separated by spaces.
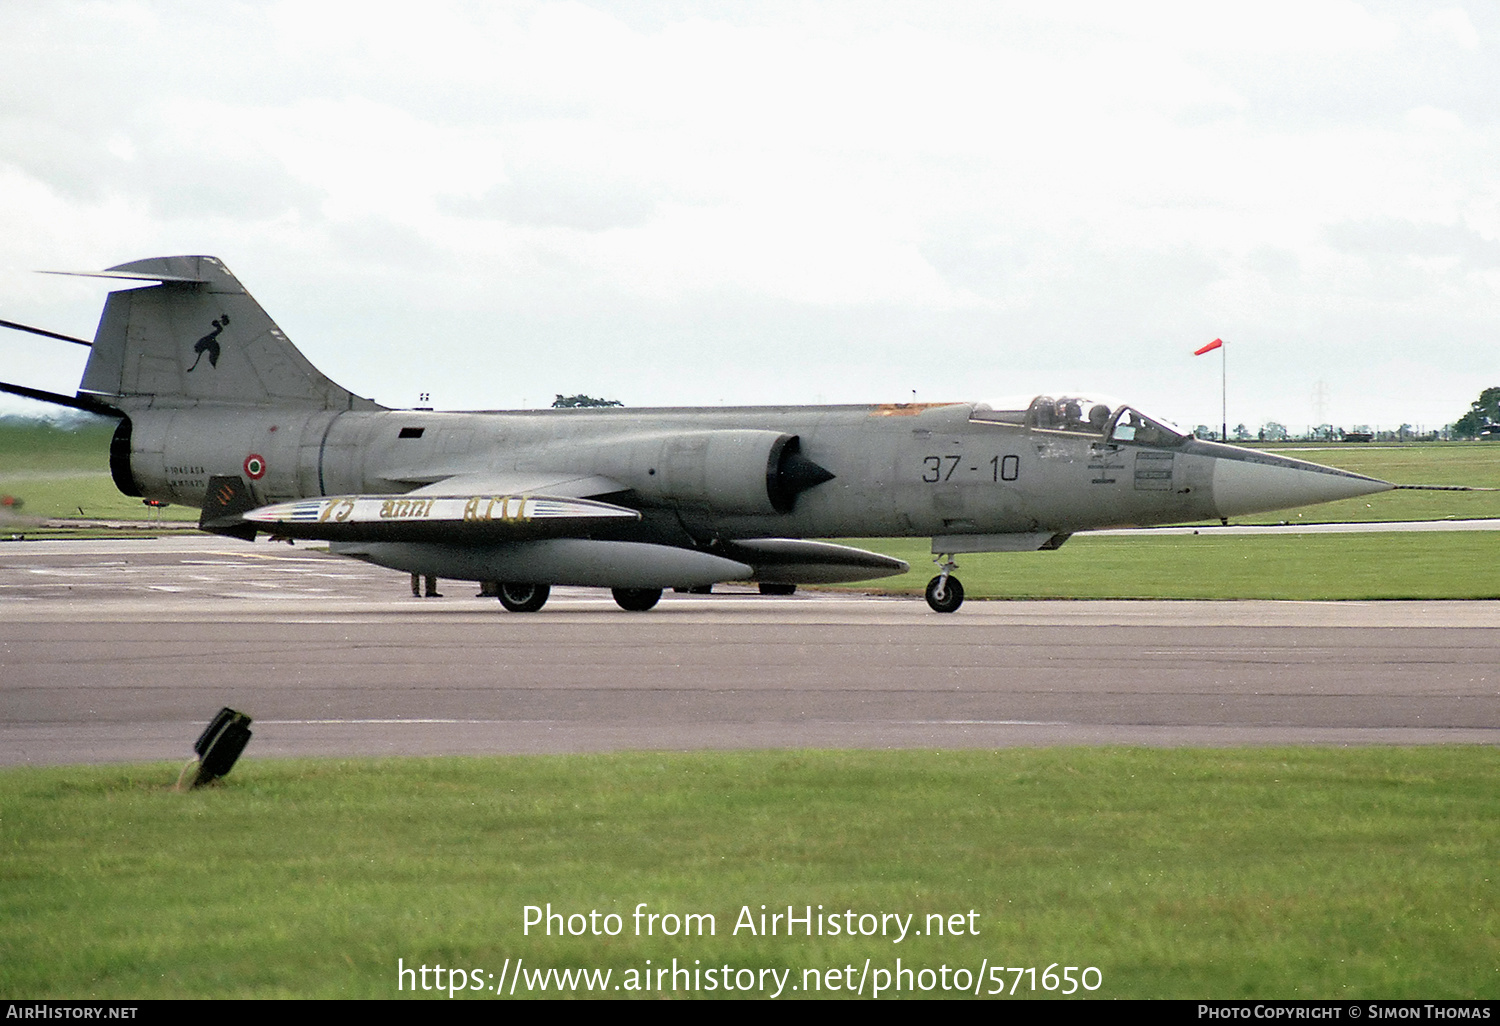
xmin=0 ymin=416 xmax=117 ymax=471
xmin=1 ymin=749 xmax=1495 ymax=1000
xmin=834 ymin=532 xmax=1500 ymax=601
xmin=0 ymin=417 xmax=196 ymax=522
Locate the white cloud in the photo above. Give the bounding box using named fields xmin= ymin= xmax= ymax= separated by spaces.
xmin=1419 ymin=8 xmax=1481 ymax=50
xmin=1 ymin=1 xmax=1497 ymax=428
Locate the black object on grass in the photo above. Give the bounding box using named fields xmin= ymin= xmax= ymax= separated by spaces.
xmin=191 ymin=707 xmax=253 ymax=787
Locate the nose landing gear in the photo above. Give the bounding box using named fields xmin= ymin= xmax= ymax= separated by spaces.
xmin=925 ymin=554 xmax=964 ymax=613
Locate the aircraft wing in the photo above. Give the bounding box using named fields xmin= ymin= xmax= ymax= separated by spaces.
xmin=401 ymin=471 xmax=629 ymax=499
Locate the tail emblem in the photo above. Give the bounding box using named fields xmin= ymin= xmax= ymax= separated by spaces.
xmin=187 ymin=315 xmax=230 ymax=371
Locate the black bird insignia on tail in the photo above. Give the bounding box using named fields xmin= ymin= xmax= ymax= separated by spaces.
xmin=187 ymin=314 xmax=229 ymax=372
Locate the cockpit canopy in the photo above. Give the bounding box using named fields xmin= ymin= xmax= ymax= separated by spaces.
xmin=970 ymin=395 xmax=1189 ymax=447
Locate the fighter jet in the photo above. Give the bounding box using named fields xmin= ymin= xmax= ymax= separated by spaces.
xmin=1 ymin=255 xmax=1392 ymax=612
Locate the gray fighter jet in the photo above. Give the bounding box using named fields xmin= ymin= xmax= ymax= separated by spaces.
xmin=2 ymin=256 xmax=1391 ymax=611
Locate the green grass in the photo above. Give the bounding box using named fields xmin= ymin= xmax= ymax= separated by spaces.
xmin=0 ymin=416 xmax=116 ymax=471
xmin=838 ymin=531 xmax=1500 ymax=601
xmin=1 ymin=749 xmax=1495 ymax=999
xmin=0 ymin=418 xmax=196 ymax=521
xmin=0 ymin=472 xmax=198 ymax=521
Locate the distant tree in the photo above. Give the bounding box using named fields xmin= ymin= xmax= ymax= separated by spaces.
xmin=1453 ymin=387 xmax=1500 ymax=438
xmin=1260 ymin=421 xmax=1288 ymax=441
xmin=552 ymin=394 xmax=624 ymax=408
xmin=1232 ymin=423 xmax=1251 ymax=441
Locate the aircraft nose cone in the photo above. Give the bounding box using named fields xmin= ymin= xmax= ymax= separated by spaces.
xmin=1211 ymin=451 xmax=1392 ymax=518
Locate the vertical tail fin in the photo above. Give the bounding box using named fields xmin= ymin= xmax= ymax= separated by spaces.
xmin=73 ymin=256 xmax=382 ymax=411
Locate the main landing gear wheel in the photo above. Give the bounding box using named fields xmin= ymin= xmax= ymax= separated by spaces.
xmin=612 ymin=587 xmax=662 ymax=612
xmin=497 ymin=582 xmax=549 ymax=612
xmin=925 ymin=575 xmax=964 ymax=613
xmin=758 ymin=583 xmax=797 ymax=596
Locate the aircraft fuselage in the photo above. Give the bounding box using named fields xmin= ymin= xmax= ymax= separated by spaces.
xmin=119 ymin=401 xmax=1237 ymax=548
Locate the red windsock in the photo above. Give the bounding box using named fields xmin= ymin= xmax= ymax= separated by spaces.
xmin=1194 ymin=338 xmax=1224 ymax=356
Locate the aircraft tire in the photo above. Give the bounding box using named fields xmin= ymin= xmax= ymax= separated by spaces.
xmin=612 ymin=587 xmax=662 ymax=612
xmin=925 ymin=575 xmax=964 ymax=613
xmin=758 ymin=583 xmax=797 ymax=596
xmin=497 ymin=582 xmax=550 ymax=612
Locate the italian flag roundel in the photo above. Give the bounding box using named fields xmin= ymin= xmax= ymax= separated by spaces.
xmin=243 ymin=454 xmax=266 ymax=479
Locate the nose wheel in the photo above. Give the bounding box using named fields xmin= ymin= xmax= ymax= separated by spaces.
xmin=925 ymin=554 xmax=964 ymax=613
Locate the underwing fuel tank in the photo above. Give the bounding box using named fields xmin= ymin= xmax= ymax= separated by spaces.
xmin=331 ymin=539 xmax=754 ymax=590
xmin=1201 ymin=443 xmax=1393 ymax=518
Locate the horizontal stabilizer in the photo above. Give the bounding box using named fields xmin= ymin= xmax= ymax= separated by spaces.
xmin=43 ymin=255 xmax=218 ymax=284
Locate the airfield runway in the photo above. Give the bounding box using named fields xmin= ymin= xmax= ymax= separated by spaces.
xmin=1 ymin=536 xmax=1496 ymax=765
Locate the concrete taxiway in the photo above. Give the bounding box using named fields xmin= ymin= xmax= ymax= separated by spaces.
xmin=2 ymin=537 xmax=1496 ymax=765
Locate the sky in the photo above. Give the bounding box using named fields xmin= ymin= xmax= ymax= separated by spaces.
xmin=1 ymin=1 xmax=1497 ymax=433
